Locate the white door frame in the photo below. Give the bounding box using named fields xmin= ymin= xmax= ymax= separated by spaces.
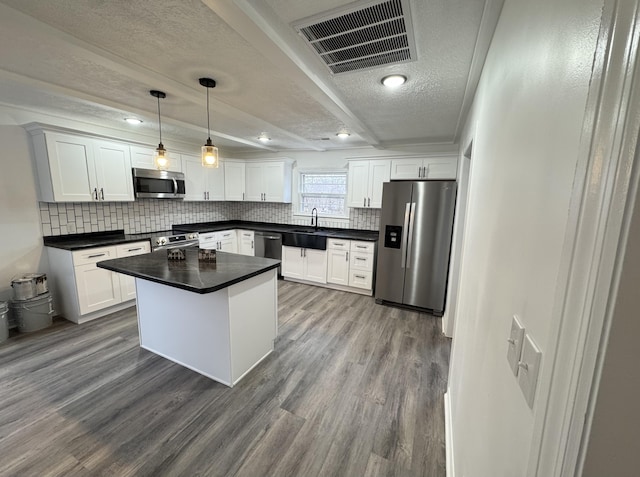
xmin=527 ymin=0 xmax=640 ymax=475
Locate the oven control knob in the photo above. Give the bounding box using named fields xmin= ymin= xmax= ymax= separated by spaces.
xmin=157 ymin=237 xmax=167 ymax=245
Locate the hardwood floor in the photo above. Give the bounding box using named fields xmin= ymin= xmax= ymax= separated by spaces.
xmin=0 ymin=281 xmax=451 ymax=477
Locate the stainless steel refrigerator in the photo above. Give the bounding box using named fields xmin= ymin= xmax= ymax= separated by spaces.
xmin=375 ymin=180 xmax=457 ymax=316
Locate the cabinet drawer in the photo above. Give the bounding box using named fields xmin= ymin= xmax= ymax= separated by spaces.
xmin=219 ymin=230 xmax=235 ymax=239
xmin=72 ymin=246 xmax=117 ymax=266
xmin=239 ymin=230 xmax=254 ymax=239
xmin=115 ymin=241 xmax=150 ymax=257
xmin=349 ymin=270 xmax=373 ymax=290
xmin=350 ymin=252 xmax=374 ymax=271
xmin=328 ymin=238 xmax=350 ymax=250
xmin=199 ymin=232 xmax=217 ymax=241
xmin=350 ymin=241 xmax=375 ymax=254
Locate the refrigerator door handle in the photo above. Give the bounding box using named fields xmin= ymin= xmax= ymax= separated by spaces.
xmin=400 ymin=202 xmax=411 ymax=268
xmin=406 ymin=202 xmax=416 ymax=269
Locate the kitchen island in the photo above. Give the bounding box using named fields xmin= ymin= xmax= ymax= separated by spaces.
xmin=98 ymin=248 xmax=280 ymax=387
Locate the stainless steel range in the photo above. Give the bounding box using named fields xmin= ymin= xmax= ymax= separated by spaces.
xmin=151 ymin=231 xmax=199 ymax=251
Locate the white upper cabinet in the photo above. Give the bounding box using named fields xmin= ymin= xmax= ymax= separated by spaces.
xmin=347 ymin=159 xmax=391 ymax=208
xmin=390 ymin=156 xmax=457 ymax=180
xmin=244 ymin=160 xmax=292 ymax=203
xmin=31 ymin=130 xmax=134 ymax=202
xmin=129 ymin=145 xmax=182 ymax=173
xmin=224 ymin=161 xmax=246 ymax=201
xmin=182 ymin=154 xmax=225 ymax=201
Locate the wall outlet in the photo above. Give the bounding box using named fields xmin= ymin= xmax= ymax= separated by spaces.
xmin=517 ymin=334 xmax=542 ymax=408
xmin=507 ymin=315 xmax=525 ymax=376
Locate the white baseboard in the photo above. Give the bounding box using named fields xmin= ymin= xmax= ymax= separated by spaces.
xmin=445 ymin=391 xmax=455 ymax=477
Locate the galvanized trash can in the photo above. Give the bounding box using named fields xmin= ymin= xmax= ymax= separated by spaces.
xmin=9 ymin=292 xmax=54 ymax=333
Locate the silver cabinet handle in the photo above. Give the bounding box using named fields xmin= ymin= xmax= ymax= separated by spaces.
xmin=242 ymin=192 xmax=245 ymax=200
xmin=100 ymin=188 xmax=104 ymax=200
xmin=363 ymin=197 xmax=366 ymax=207
xmin=88 ymin=253 xmax=105 ymax=258
xmin=93 ymin=188 xmax=98 ymax=200
xmin=368 ymin=197 xmax=370 ymax=207
xmin=127 ymin=247 xmax=142 ymax=252
xmin=346 ymin=251 xmax=349 ymax=261
xmin=418 ymin=166 xmax=422 ymax=178
xmin=251 ymin=240 xmax=254 ymax=249
xmin=300 ymin=248 xmax=303 ymax=257
xmin=355 ymin=275 xmax=366 ymax=279
xmin=204 ymin=191 xmax=207 ymax=200
xmin=356 ymin=257 xmax=366 ymax=261
xmin=304 ymin=248 xmax=306 ymax=257
xmin=356 ymin=245 xmax=366 ymax=249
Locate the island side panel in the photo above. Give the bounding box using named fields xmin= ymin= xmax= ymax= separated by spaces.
xmin=135 ymin=278 xmax=233 ymax=385
xmin=228 ymin=269 xmax=278 ymax=385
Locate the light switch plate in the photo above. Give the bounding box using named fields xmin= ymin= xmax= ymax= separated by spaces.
xmin=518 ymin=334 xmax=542 ymax=408
xmin=507 ymin=315 xmax=525 ymax=376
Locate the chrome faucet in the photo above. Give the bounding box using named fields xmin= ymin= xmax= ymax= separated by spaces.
xmin=311 ymin=207 xmax=318 ymax=231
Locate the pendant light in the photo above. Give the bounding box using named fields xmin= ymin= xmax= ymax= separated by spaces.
xmin=199 ymin=77 xmax=219 ymax=168
xmin=150 ymin=90 xmax=169 ymax=170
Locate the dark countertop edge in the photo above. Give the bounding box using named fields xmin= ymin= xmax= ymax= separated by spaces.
xmin=43 ymin=231 xmax=153 ymax=251
xmin=172 ymin=220 xmax=379 ymax=241
xmin=97 ymin=261 xmax=280 ymax=294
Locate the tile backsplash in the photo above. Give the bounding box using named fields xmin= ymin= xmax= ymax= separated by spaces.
xmin=39 ymin=201 xmax=380 ymax=236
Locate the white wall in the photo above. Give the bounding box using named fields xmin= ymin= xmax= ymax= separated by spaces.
xmin=447 ymin=0 xmax=603 ymax=475
xmin=0 ymin=123 xmax=48 ymax=301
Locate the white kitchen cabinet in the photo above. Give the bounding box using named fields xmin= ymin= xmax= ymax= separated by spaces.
xmin=30 ymin=130 xmax=134 ymax=202
xmin=182 ymin=154 xmax=225 ymax=201
xmin=244 ymin=160 xmax=293 ymax=203
xmin=130 ymin=145 xmax=182 ymax=173
xmin=116 ymin=241 xmax=152 ymax=300
xmin=326 ymin=239 xmax=350 ymax=286
xmin=347 ymin=159 xmax=390 ymax=208
xmin=199 ymin=230 xmax=238 ymax=253
xmin=224 ymin=161 xmax=246 ymax=201
xmin=47 ymin=241 xmax=151 ymax=323
xmin=238 ymin=230 xmax=255 ymax=256
xmin=390 ymin=156 xmax=457 ymax=180
xmin=281 ymin=246 xmax=327 ymax=284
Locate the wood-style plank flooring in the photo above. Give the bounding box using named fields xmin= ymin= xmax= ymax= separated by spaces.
xmin=0 ymin=281 xmax=451 ymax=477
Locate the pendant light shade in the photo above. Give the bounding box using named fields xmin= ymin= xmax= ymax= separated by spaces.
xmin=199 ymin=77 xmax=219 ymax=168
xmin=150 ymin=90 xmax=169 ymax=170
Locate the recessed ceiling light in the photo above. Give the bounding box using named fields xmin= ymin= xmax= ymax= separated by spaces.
xmin=124 ymin=117 xmax=143 ymax=125
xmin=381 ymin=75 xmax=407 ymax=88
xmin=258 ymin=133 xmax=271 ymax=142
xmin=336 ymin=130 xmax=350 ymax=138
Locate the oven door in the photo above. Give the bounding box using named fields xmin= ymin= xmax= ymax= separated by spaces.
xmin=133 ymin=168 xmax=186 ymax=199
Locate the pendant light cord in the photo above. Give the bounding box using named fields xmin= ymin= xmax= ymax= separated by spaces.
xmin=156 ymin=96 xmax=163 ymax=144
xmin=206 ymin=86 xmax=211 ymax=141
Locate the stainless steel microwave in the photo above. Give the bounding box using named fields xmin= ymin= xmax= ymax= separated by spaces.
xmin=132 ymin=168 xmax=186 ymax=199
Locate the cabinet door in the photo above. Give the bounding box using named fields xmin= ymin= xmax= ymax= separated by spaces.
xmin=347 ymin=161 xmax=371 ymax=208
xmin=238 ymin=230 xmax=254 ymax=256
xmin=75 ymin=263 xmax=122 ymax=315
xmin=245 ymin=162 xmax=264 ymax=201
xmin=390 ymin=159 xmax=423 ymax=180
xmin=45 ymin=133 xmax=97 ymax=202
xmin=303 ymin=249 xmax=327 ymax=284
xmin=282 ymin=246 xmax=304 ymax=279
xmin=368 ymin=160 xmax=391 ymax=208
xmin=93 ymin=140 xmax=134 ymax=201
xmin=327 ymin=249 xmax=349 ymax=285
xmin=206 ymin=162 xmax=226 ymax=201
xmin=130 ymin=145 xmax=182 ymax=172
xmin=218 ymin=230 xmax=238 ymax=253
xmin=424 ymin=157 xmax=457 ymax=179
xmin=224 ymin=162 xmax=246 ymax=201
xmin=116 ymin=241 xmax=151 ymax=301
xmin=182 ymin=155 xmax=208 ymax=201
xmin=263 ymin=162 xmax=288 ymax=202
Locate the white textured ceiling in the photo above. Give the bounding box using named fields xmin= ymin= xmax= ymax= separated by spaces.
xmin=0 ymin=0 xmax=502 ymax=153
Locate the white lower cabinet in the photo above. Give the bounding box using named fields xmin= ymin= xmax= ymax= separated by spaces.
xmin=47 ymin=241 xmax=151 ymax=324
xmin=199 ymin=230 xmax=238 ymax=253
xmin=326 ymin=238 xmax=375 ymax=294
xmin=281 ymin=246 xmax=327 ymax=284
xmin=238 ymin=230 xmax=255 ymax=256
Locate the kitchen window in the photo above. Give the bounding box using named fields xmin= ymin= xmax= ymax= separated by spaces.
xmin=299 ymin=171 xmax=348 ymax=217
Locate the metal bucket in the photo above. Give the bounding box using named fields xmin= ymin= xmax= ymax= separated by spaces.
xmin=10 ymin=293 xmax=54 ymax=333
xmin=0 ymin=301 xmax=8 ymax=343
xmin=11 ymin=277 xmax=37 ymax=301
xmin=23 ymin=273 xmax=48 ymax=295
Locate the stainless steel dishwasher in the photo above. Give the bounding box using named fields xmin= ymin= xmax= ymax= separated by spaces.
xmin=254 ymin=231 xmax=282 ymax=276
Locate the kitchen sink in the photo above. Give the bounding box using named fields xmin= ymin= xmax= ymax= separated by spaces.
xmin=282 ymin=231 xmax=327 ymax=250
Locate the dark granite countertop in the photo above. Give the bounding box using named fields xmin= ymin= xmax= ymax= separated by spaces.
xmin=173 ymin=220 xmax=379 ymax=242
xmin=43 ymin=230 xmax=154 ymax=251
xmin=97 ymin=248 xmax=280 ymax=294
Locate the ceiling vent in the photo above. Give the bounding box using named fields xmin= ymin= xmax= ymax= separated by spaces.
xmin=294 ymin=0 xmax=416 ymax=75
